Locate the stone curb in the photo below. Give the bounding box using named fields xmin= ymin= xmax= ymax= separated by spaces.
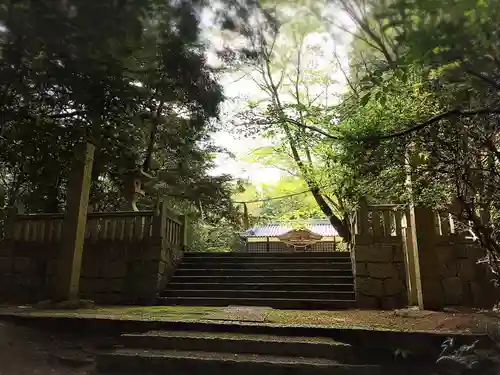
xmin=0 ymin=311 xmax=491 ymax=358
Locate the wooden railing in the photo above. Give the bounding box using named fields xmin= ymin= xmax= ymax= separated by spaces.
xmin=7 ymin=206 xmax=185 ymax=246
xmin=356 ymin=203 xmax=470 ymax=240
xmin=11 ymin=213 xmax=65 ymax=242
xmin=356 ymin=204 xmax=404 ymax=237
xmin=433 ymin=211 xmax=474 ymax=241
xmin=434 ymin=212 xmax=456 ymax=237
xmin=161 ymin=207 xmax=184 ymax=246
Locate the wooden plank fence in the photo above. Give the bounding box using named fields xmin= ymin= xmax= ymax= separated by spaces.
xmin=7 ymin=208 xmax=185 ymax=247
xmin=435 ymin=212 xmax=456 ymax=237
xmin=355 ymin=204 xmax=404 ymax=237
xmin=356 ymin=204 xmax=470 ymax=240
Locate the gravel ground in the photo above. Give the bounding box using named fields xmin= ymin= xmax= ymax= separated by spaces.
xmin=0 ymin=321 xmax=110 ymax=375
xmin=265 ymin=307 xmax=498 ymax=333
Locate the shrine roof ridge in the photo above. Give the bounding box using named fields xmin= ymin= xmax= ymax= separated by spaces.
xmin=239 ymin=219 xmax=338 ymax=238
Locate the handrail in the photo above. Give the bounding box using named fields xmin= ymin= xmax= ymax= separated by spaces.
xmin=15 ymin=210 xmax=155 ymax=220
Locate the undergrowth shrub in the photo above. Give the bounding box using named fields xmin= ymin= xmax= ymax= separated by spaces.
xmin=437 ymin=337 xmax=500 ymax=374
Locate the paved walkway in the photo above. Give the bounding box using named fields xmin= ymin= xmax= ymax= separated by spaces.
xmin=0 ymin=305 xmax=495 ymax=334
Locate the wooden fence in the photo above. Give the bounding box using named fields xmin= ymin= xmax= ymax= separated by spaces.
xmin=355 ymin=204 xmax=405 ymax=238
xmin=7 ymin=207 xmax=185 ymax=247
xmin=243 ymin=239 xmax=346 ymax=253
xmin=434 ymin=212 xmax=457 ymax=237
xmin=355 ymin=204 xmax=469 ymax=239
xmin=431 ymin=211 xmax=475 ymax=243
xmin=0 ymin=203 xmax=187 ymax=304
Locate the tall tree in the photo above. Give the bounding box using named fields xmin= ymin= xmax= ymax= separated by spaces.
xmin=234 ymin=6 xmax=354 ymax=241
xmin=0 ymin=0 xmax=273 ymax=218
xmin=329 ymin=0 xmax=500 ymax=274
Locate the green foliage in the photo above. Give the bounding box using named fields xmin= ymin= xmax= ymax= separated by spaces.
xmin=259 ymin=178 xmax=324 ymax=221
xmin=232 ymin=5 xmax=353 ymax=239
xmin=232 ymin=176 xmax=325 ymax=224
xmin=190 ymin=218 xmax=243 ymax=252
xmin=0 ymin=0 xmax=271 ymax=224
xmin=334 ymin=0 xmax=500 ymax=272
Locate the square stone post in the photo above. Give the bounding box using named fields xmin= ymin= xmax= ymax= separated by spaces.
xmin=403 ymin=205 xmax=423 ymax=307
xmin=403 ymin=147 xmax=418 ymax=307
xmin=414 ymin=206 xmax=444 ymax=310
xmin=54 ymin=142 xmax=95 ymax=301
xmin=123 ymin=200 xmax=166 ymax=304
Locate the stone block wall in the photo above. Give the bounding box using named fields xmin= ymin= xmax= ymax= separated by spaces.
xmin=79 ymin=239 xmax=163 ymax=305
xmin=353 ymin=233 xmax=499 ymax=310
xmin=435 ymin=238 xmax=499 ymax=308
xmin=0 ymin=238 xmax=182 ymax=305
xmin=353 ymin=235 xmax=407 ymax=309
xmin=158 ymin=241 xmax=183 ymax=291
xmin=0 ymin=241 xmax=55 ymax=303
xmin=0 ymin=206 xmax=186 ymax=305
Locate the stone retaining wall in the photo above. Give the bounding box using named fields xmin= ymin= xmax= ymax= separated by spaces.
xmin=0 ymin=242 xmax=52 ymax=303
xmin=353 ymin=234 xmax=499 ymax=310
xmin=0 ymin=238 xmax=181 ymax=305
xmin=0 ymin=205 xmax=185 ymax=305
xmin=353 ymin=235 xmax=407 ymax=309
xmin=435 ymin=238 xmax=498 ymax=308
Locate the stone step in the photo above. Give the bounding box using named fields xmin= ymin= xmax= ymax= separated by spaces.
xmin=182 ymin=256 xmax=351 ymax=263
xmin=157 ymin=296 xmax=356 ymax=309
xmin=166 ymin=282 xmax=355 ymax=291
xmin=97 ymin=348 xmax=381 ymax=375
xmin=175 ymin=269 xmax=353 ymax=277
xmin=170 ymin=275 xmax=354 ymax=284
xmin=161 ymin=289 xmax=355 ymax=300
xmin=118 ymin=330 xmax=354 ymax=361
xmin=183 ymin=252 xmax=351 ymax=259
xmin=180 ymin=262 xmax=353 ymax=270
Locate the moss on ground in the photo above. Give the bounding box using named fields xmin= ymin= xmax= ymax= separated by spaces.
xmin=0 ymin=305 xmax=489 ymax=333
xmin=0 ymin=306 xmax=220 ymax=322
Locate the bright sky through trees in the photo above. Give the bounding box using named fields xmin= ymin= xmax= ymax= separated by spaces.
xmin=206 ymin=5 xmax=355 ymax=184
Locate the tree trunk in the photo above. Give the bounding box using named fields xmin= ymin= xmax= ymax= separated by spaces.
xmin=281 ymin=126 xmax=351 ymax=242
xmin=260 ymin=47 xmax=351 ymax=242
xmin=310 ymin=187 xmax=350 ymax=241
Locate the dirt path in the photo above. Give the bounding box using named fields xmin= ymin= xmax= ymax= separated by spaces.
xmin=0 ymin=321 xmax=102 ymax=375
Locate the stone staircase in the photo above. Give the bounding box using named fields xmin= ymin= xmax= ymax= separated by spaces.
xmin=96 ymin=328 xmax=383 ymax=375
xmin=158 ymin=252 xmax=356 ymax=309
xmin=95 ymin=321 xmax=453 ymax=374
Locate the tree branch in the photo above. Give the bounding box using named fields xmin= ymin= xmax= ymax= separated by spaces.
xmin=465 ymin=69 xmax=500 ymax=90
xmin=48 ymin=111 xmax=86 ymax=119
xmin=279 ymin=107 xmax=500 ymax=141
xmin=272 ymin=117 xmax=341 ymax=139
xmin=334 ymin=48 xmax=358 ymax=97
xmin=376 ymin=107 xmax=500 ymax=140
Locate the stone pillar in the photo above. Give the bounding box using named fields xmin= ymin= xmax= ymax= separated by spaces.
xmin=356 ymin=200 xmax=370 ymax=235
xmin=404 ymin=147 xmax=438 ymax=309
xmin=55 ymin=142 xmax=95 ymax=301
xmin=414 ymin=206 xmax=444 ymax=310
xmin=403 ymin=205 xmax=423 ymax=307
xmin=123 ymin=201 xmax=168 ymax=304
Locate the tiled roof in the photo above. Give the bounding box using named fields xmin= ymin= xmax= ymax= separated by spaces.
xmin=240 ymin=219 xmax=338 ymax=238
